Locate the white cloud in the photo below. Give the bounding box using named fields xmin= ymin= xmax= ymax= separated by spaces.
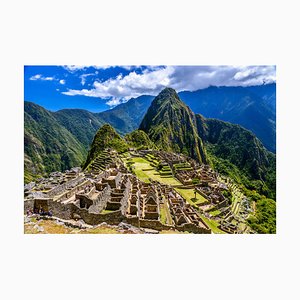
xmin=79 ymin=73 xmax=96 ymax=85
xmin=59 ymin=79 xmax=66 ymax=85
xmin=93 ymin=65 xmax=112 ymax=70
xmin=30 ymin=74 xmax=42 ymax=80
xmin=63 ymin=65 xmax=87 ymax=72
xmin=30 ymin=74 xmax=55 ymax=81
xmin=63 ymin=65 xmax=112 ymax=73
xmin=106 ymin=98 xmax=125 ymax=106
xmin=61 ymin=65 xmax=276 ymax=107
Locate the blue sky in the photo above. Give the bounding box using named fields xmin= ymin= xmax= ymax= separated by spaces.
xmin=24 ymin=65 xmax=276 ymax=112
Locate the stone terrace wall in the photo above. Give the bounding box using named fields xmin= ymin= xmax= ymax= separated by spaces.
xmin=177 ymin=223 xmax=211 ymax=234
xmin=127 ymin=217 xmax=172 ymax=231
xmin=47 ymin=199 xmax=125 ymax=225
xmin=77 ymin=209 xmax=124 ymax=225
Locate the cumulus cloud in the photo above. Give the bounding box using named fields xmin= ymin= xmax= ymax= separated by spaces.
xmin=59 ymin=79 xmax=66 ymax=85
xmin=62 ymin=65 xmax=276 ymax=106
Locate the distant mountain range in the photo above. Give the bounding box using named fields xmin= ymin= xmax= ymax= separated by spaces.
xmin=179 ymin=83 xmax=276 ymax=152
xmin=24 ymin=84 xmax=276 ymax=189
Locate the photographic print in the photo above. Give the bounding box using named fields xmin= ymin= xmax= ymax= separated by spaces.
xmin=24 ymin=65 xmax=276 ymax=234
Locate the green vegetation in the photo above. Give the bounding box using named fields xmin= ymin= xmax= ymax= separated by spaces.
xmin=139 ymin=88 xmax=207 ymax=164
xmin=173 ymin=162 xmax=193 ymax=172
xmin=24 ymin=102 xmax=86 ymax=181
xmin=85 ymin=150 xmax=114 ymax=172
xmin=159 ymin=204 xmax=168 ymax=224
xmin=54 ymin=109 xmax=104 ymax=150
xmin=158 ymin=164 xmax=173 ymax=177
xmin=175 ymin=187 xmax=207 ymax=207
xmin=100 ymin=209 xmax=115 ymax=215
xmin=124 ymin=130 xmax=155 ymax=150
xmin=24 ymin=97 xmax=154 ymax=181
xmin=145 ymin=153 xmax=160 ymax=167
xmin=209 ymin=210 xmax=221 ymax=217
xmin=247 ymin=198 xmax=276 ymax=233
xmin=127 ymin=157 xmax=180 ymax=185
xmin=191 ymin=178 xmax=200 ymax=185
xmin=200 ymin=216 xmax=225 ymax=234
xmin=97 ymin=95 xmax=154 ymax=135
xmin=84 ymin=124 xmax=128 ymax=168
xmin=198 ymin=117 xmax=276 ymax=199
xmin=24 ymin=168 xmax=42 ymax=184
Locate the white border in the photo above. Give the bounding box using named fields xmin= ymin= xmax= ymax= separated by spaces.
xmin=1 ymin=1 xmax=300 ymax=299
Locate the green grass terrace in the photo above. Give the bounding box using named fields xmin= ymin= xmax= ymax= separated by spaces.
xmin=124 ymin=156 xmax=181 ymax=186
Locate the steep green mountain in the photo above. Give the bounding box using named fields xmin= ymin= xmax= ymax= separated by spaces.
xmin=196 ymin=115 xmax=276 ymax=199
xmin=24 ymin=102 xmax=86 ymax=181
xmin=179 ymin=84 xmax=276 ymax=152
xmin=54 ymin=109 xmax=104 ymax=150
xmin=139 ymin=88 xmax=207 ymax=163
xmin=97 ymin=95 xmax=154 ymax=135
xmin=138 ymin=88 xmax=275 ymax=199
xmin=83 ymin=124 xmax=128 ymax=169
xmin=124 ymin=130 xmax=155 ymax=150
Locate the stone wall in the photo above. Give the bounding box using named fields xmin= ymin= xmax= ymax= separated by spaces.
xmin=89 ymin=185 xmax=111 ymax=213
xmin=47 ymin=175 xmax=85 ymax=197
xmin=48 ymin=200 xmax=74 ymax=220
xmin=77 ymin=194 xmax=93 ymax=209
xmin=119 ymin=179 xmax=130 ymax=214
xmin=47 ymin=199 xmax=125 ymax=225
xmin=77 ymin=209 xmax=125 ymax=225
xmin=177 ymin=223 xmax=211 ymax=234
xmin=127 ymin=217 xmax=172 ymax=231
xmin=215 ymin=199 xmax=229 ymax=209
xmin=53 ymin=179 xmax=90 ymax=202
xmin=24 ymin=199 xmax=35 ymax=212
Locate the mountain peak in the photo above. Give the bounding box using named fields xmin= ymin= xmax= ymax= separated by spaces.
xmin=139 ymin=89 xmax=207 ymax=163
xmin=83 ymin=123 xmax=128 ymax=168
xmin=158 ymin=87 xmax=178 ymax=97
xmin=154 ymin=87 xmax=180 ymax=105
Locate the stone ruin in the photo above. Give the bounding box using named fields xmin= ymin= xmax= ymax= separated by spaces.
xmin=24 ymin=150 xmax=211 ymax=233
xmin=26 ymin=148 xmax=254 ymax=234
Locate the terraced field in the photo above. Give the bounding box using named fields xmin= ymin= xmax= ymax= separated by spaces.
xmin=123 ymin=155 xmax=227 ymax=234
xmin=125 ymin=157 xmax=181 ymax=185
xmin=175 ymin=187 xmax=207 ymax=206
xmin=86 ymin=150 xmax=113 ymax=172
